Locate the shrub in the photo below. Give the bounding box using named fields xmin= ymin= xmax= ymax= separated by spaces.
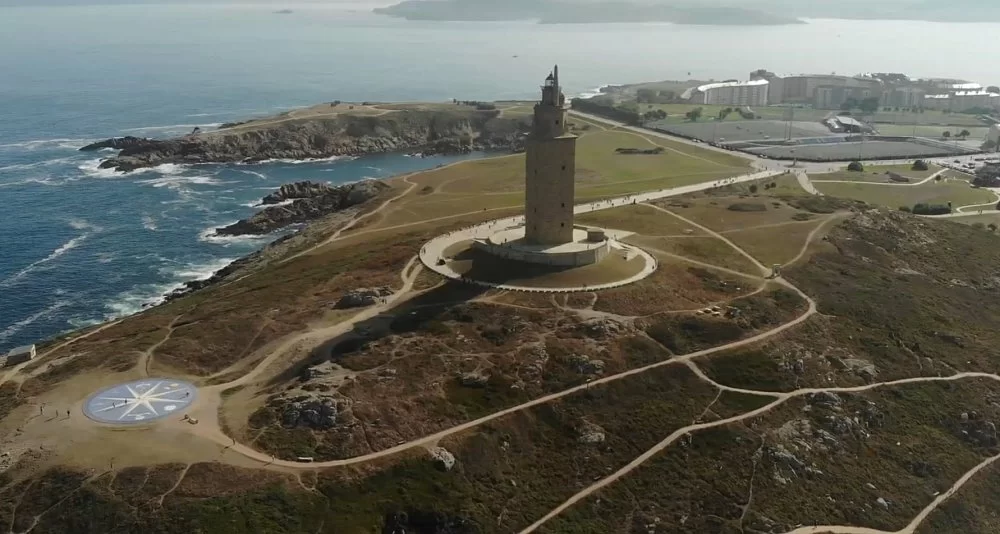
xmin=912 ymin=160 xmax=929 ymax=171
xmin=847 ymin=161 xmax=864 ymax=172
xmin=749 ymin=184 xmax=759 ymax=194
xmin=911 ymin=203 xmax=951 ymax=215
xmin=898 ymin=206 xmax=912 ymax=213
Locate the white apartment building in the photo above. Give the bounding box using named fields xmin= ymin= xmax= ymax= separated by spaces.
xmin=691 ymin=80 xmax=769 ymax=108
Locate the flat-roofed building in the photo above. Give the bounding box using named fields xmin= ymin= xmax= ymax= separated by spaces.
xmin=4 ymin=344 xmax=36 ymax=367
xmin=690 ymin=79 xmax=769 ymax=107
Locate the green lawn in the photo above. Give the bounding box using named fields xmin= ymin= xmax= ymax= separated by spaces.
xmin=875 ymin=124 xmax=989 ymax=139
xmin=812 ymin=163 xmax=942 ymax=184
xmin=814 ymin=180 xmax=994 ymax=209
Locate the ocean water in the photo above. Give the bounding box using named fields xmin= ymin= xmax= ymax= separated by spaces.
xmin=2 ymin=4 xmax=1000 ymax=352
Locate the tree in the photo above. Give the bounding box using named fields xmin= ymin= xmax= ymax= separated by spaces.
xmin=912 ymin=160 xmax=929 ymax=171
xmin=847 ymin=161 xmax=864 ymax=172
xmin=959 ymin=129 xmax=971 ymax=138
xmin=859 ymin=97 xmax=881 ymax=115
xmin=685 ymin=107 xmax=703 ymax=122
xmin=636 ymin=88 xmax=657 ymax=103
xmin=990 ymin=223 xmax=998 ymax=232
xmin=718 ymin=107 xmax=733 ymax=121
xmin=943 ymin=131 xmax=952 ymax=138
xmin=749 ymin=184 xmax=759 ymax=194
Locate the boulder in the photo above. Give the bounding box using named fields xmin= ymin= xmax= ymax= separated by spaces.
xmin=458 ymin=371 xmax=489 ymax=388
xmin=576 ymin=421 xmax=606 ymax=444
xmin=430 ymin=447 xmax=456 ymax=471
xmin=570 ymin=354 xmax=606 ymax=375
xmin=334 ymin=287 xmax=393 ymax=309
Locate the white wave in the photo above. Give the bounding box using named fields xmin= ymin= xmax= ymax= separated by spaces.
xmin=239 ymin=169 xmax=268 ymax=180
xmin=255 ymin=155 xmax=355 ymax=165
xmin=165 ymin=257 xmax=236 ymax=280
xmin=141 ymin=215 xmax=158 ymax=231
xmin=67 ymin=316 xmax=104 ymax=329
xmin=103 ymin=282 xmax=181 ymax=318
xmin=0 ymin=138 xmax=94 ymax=151
xmin=103 ymin=257 xmax=234 ymax=318
xmin=0 ymin=177 xmax=63 ymax=188
xmin=0 ymin=156 xmax=77 ymax=173
xmin=69 ymin=218 xmax=102 ymax=232
xmin=574 ymin=84 xmax=612 ymax=99
xmin=136 ymin=174 xmax=222 ymax=189
xmin=0 ymin=300 xmax=72 ymax=344
xmin=0 ymin=220 xmax=99 ymax=288
xmin=241 ymin=199 xmax=294 ymax=208
xmin=78 ymin=159 xmax=194 ymax=180
xmin=120 ymin=123 xmax=221 ymax=134
xmin=95 ymin=252 xmax=118 ymax=264
xmin=0 ymin=236 xmax=88 ymax=288
xmin=199 ymin=224 xmax=272 ymax=245
xmin=77 ymin=158 xmax=121 ymax=179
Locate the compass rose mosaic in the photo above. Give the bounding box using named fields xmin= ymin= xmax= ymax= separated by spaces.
xmin=83 ymin=378 xmax=196 ymax=424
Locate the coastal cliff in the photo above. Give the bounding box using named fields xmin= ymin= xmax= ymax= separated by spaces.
xmin=95 ymin=106 xmax=529 ymax=172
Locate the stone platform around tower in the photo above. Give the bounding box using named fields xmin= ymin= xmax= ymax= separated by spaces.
xmin=419 ymin=216 xmax=658 ymax=293
xmin=474 ymin=226 xmax=611 ymax=267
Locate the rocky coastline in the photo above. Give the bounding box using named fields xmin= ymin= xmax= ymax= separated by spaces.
xmin=166 ymin=179 xmax=390 ymax=302
xmin=89 ymin=107 xmax=528 ymax=172
xmin=215 ymin=179 xmax=390 ymax=237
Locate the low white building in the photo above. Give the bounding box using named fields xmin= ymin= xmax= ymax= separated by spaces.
xmin=922 ymin=91 xmax=999 ymax=112
xmin=4 ymin=344 xmax=36 ymax=367
xmin=690 ymin=79 xmax=769 ymax=108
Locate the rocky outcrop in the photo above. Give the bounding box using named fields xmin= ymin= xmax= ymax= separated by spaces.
xmin=334 ymin=287 xmax=393 ymax=309
xmin=280 ymin=396 xmax=338 ymax=430
xmin=96 ymin=108 xmax=528 ymax=172
xmin=79 ymin=136 xmax=157 ymax=152
xmin=215 ymin=179 xmax=390 ymax=236
xmin=262 ymin=181 xmax=333 ymax=205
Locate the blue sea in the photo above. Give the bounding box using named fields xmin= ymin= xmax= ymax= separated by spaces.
xmin=3 ymin=4 xmax=1000 ymax=352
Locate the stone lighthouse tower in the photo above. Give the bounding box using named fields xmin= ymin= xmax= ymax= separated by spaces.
xmin=524 ymin=65 xmax=577 ymax=245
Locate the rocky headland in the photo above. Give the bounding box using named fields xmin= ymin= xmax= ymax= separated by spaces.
xmin=91 ymin=106 xmax=528 ymax=172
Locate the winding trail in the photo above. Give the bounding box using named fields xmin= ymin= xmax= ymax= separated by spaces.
xmin=0 ymin=319 xmax=123 ymax=388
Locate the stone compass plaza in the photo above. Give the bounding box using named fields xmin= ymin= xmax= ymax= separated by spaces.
xmin=83 ymin=378 xmax=197 ymax=425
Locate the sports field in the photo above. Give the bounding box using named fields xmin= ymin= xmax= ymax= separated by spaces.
xmin=747 ymin=140 xmax=969 ymax=161
xmin=649 ymin=120 xmax=834 ymax=143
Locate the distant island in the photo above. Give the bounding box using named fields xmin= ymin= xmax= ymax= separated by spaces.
xmin=373 ymin=0 xmax=804 ymax=25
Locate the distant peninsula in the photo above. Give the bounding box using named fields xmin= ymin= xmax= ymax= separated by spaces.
xmin=373 ymin=0 xmax=804 ymax=25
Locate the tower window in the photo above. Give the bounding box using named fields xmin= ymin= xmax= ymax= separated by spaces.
xmin=561 ymin=203 xmax=565 ymax=208
xmin=561 ymin=223 xmax=565 ymax=227
xmin=554 ymin=120 xmax=559 ymax=125
xmin=561 ymin=165 xmax=566 ymax=171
